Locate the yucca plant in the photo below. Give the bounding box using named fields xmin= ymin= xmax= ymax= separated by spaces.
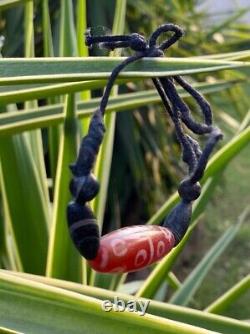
xmin=0 ymin=0 xmax=249 ymax=333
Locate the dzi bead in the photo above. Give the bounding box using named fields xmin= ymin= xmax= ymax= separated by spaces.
xmin=89 ymin=225 xmax=175 ymax=273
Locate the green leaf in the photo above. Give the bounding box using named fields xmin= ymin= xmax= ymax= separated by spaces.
xmin=0 ymin=79 xmax=241 ymax=135
xmin=46 ymin=95 xmax=82 ymax=282
xmin=24 ymin=0 xmax=34 ymax=58
xmin=194 ymin=50 xmax=250 ymax=61
xmin=46 ymin=0 xmax=83 ymax=280
xmin=237 ymin=110 xmax=250 ymax=133
xmin=169 ymin=208 xmax=248 ymax=306
xmin=0 ymin=0 xmax=27 ymax=10
xmin=24 ymin=0 xmax=51 ymax=214
xmin=3 ymin=270 xmax=250 ymax=334
xmin=191 ymin=174 xmax=223 ymax=223
xmin=59 ymin=0 xmax=77 ymax=57
xmin=42 ymin=0 xmax=54 ymax=58
xmin=76 ymin=0 xmax=91 ymax=103
xmin=90 ymin=0 xmax=127 ymax=288
xmin=42 ymin=0 xmax=59 ymax=184
xmin=0 ymin=201 xmax=7 ymax=267
xmin=0 ymin=326 xmax=21 ymax=334
xmin=0 ymin=129 xmax=49 ymax=274
xmin=0 ymin=271 xmax=217 ymax=334
xmin=0 ymin=176 xmax=23 ymax=271
xmin=167 ymin=272 xmax=182 ymax=291
xmin=0 ymin=79 xmax=118 ymax=105
xmin=76 ymin=0 xmax=88 ymax=58
xmin=49 ymin=0 xmax=77 ymax=185
xmin=205 ymin=275 xmax=250 ymax=314
xmin=0 ymin=57 xmax=248 ymax=84
xmin=0 ymin=75 xmax=240 ymax=105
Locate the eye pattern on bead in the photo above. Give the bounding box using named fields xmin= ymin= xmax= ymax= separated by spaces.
xmin=89 ymin=226 xmax=175 ymax=273
xmin=67 ymin=23 xmax=223 ymax=273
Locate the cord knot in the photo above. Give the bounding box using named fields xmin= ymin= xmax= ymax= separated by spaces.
xmin=178 ymin=179 xmax=201 ymax=202
xmin=129 ymin=33 xmax=147 ymax=51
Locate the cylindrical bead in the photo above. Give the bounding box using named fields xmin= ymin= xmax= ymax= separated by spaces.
xmin=67 ymin=202 xmax=100 ymax=260
xmin=89 ymin=225 xmax=175 ymax=273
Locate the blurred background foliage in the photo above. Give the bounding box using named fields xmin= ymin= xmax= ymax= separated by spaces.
xmin=0 ymin=0 xmax=249 ymax=331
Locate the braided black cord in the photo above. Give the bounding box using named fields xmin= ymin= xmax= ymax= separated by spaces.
xmin=152 ymin=78 xmax=198 ymax=173
xmin=160 ymin=77 xmax=212 ymax=135
xmin=174 ymin=76 xmax=212 ymax=125
xmin=149 ymin=23 xmax=184 ymax=50
xmin=67 ymin=23 xmax=223 ymax=260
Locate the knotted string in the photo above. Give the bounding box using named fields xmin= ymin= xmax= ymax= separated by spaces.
xmin=67 ymin=23 xmax=223 ymax=259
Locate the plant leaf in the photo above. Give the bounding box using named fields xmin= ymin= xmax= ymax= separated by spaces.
xmin=90 ymin=0 xmax=127 ymax=288
xmin=169 ymin=208 xmax=248 ymax=306
xmin=0 ymin=130 xmax=49 ymax=274
xmin=205 ymin=274 xmax=250 ymax=314
xmin=24 ymin=0 xmax=51 ymax=216
xmin=46 ymin=95 xmax=82 ymax=282
xmin=0 ymin=326 xmax=21 ymax=334
xmin=2 ymin=270 xmax=250 ymax=334
xmin=0 ymin=0 xmax=27 ymax=10
xmin=0 ymin=80 xmax=241 ymax=135
xmin=0 ymin=271 xmax=217 ymax=334
xmin=0 ymin=57 xmax=248 ymax=84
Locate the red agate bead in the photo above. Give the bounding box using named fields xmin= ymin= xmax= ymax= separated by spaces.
xmin=88 ymin=225 xmax=175 ymax=273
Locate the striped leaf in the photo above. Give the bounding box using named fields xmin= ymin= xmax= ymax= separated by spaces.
xmin=0 ymin=127 xmax=49 ymax=274
xmin=0 ymin=271 xmax=217 ymax=334
xmin=90 ymin=0 xmax=127 ymax=288
xmin=169 ymin=209 xmax=248 ymax=306
xmin=0 ymin=57 xmax=248 ymax=84
xmin=46 ymin=95 xmax=82 ymax=281
xmin=205 ymin=275 xmax=250 ymax=314
xmin=2 ymin=270 xmax=250 ymax=334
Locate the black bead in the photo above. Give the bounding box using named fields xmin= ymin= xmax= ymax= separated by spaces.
xmin=67 ymin=201 xmax=95 ymax=225
xmin=69 ymin=220 xmax=100 ymax=260
xmin=67 ymin=202 xmax=100 ymax=260
xmin=78 ymin=237 xmax=100 ymax=260
xmin=69 ymin=174 xmax=100 ymax=203
xmin=178 ymin=180 xmax=201 ymax=202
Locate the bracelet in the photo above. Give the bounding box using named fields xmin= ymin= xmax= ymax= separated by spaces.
xmin=67 ymin=24 xmax=223 ymax=273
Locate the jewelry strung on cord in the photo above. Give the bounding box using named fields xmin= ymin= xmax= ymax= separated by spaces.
xmin=67 ymin=24 xmax=223 ymax=273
